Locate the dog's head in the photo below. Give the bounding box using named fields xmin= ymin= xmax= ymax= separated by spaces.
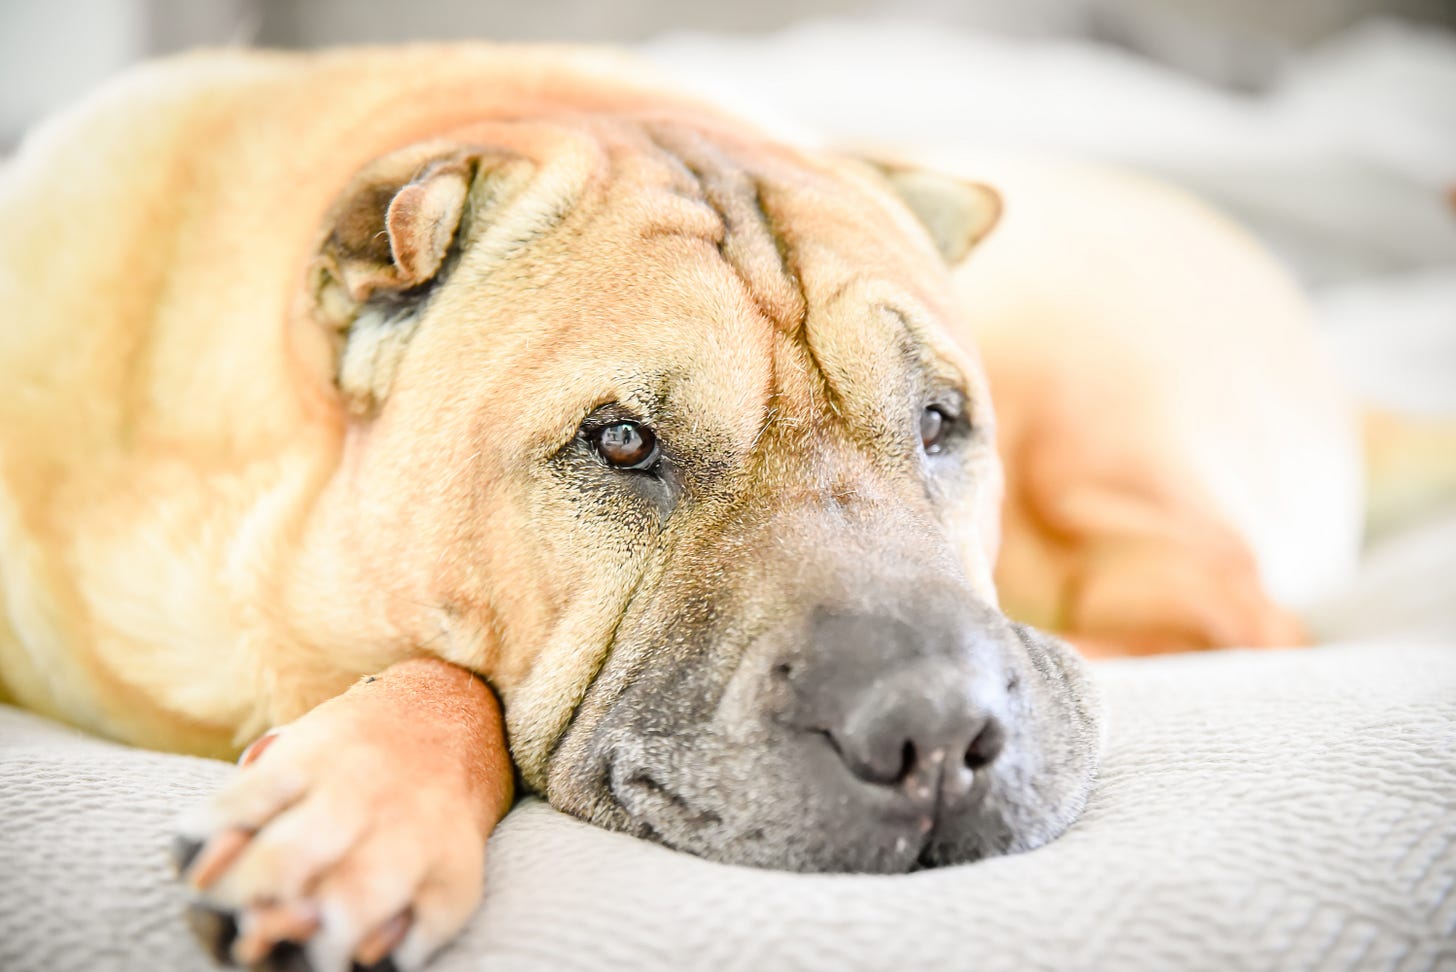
xmin=297 ymin=108 xmax=1101 ymax=872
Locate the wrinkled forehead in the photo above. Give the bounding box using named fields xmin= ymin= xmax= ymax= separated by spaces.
xmin=606 ymin=117 xmax=967 ymax=313
xmin=596 ymin=119 xmax=980 ymax=395
xmin=465 ymin=114 xmax=982 ymax=459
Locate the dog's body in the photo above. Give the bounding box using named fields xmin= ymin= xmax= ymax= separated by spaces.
xmin=0 ymin=45 xmax=1358 ymax=971
xmin=948 ymin=153 xmax=1360 ymax=653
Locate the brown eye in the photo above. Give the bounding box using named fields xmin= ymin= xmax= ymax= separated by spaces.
xmin=592 ymin=421 xmax=659 ymax=470
xmin=920 ymin=405 xmax=953 ymax=454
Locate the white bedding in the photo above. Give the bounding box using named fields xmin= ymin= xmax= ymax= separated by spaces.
xmin=3 ymin=635 xmax=1453 ymax=972
xmin=2 ymin=19 xmax=1454 ymax=972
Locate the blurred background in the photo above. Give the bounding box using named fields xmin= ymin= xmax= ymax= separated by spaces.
xmin=4 ymin=0 xmax=1454 ymax=142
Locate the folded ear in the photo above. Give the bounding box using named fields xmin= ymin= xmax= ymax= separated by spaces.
xmin=869 ymin=162 xmax=1002 ymax=266
xmin=309 ymin=143 xmax=484 ymax=415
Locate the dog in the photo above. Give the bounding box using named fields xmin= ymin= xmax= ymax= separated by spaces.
xmin=0 ymin=44 xmax=1364 ymax=972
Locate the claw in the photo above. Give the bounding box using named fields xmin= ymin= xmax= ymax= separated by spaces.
xmin=233 ymin=903 xmax=322 ymax=966
xmin=185 ymin=903 xmax=239 ymax=964
xmin=351 ymin=959 xmax=399 ymax=972
xmin=253 ymin=940 xmax=311 ymax=972
xmin=170 ymin=836 xmax=204 ymax=876
xmin=355 ymin=911 xmax=410 ymax=967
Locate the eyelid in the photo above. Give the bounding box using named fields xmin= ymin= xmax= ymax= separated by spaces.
xmin=579 ymin=401 xmax=652 ymax=430
xmin=928 ymin=388 xmax=968 ymax=421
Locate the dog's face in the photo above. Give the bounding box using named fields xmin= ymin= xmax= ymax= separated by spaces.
xmin=300 ymin=113 xmax=1101 ymax=872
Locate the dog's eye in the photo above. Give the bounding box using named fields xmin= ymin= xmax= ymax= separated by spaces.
xmin=920 ymin=405 xmax=955 ymax=454
xmin=591 ymin=421 xmax=659 ymax=470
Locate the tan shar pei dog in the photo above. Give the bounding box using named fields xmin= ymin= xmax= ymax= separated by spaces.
xmin=0 ymin=43 xmax=1378 ymax=972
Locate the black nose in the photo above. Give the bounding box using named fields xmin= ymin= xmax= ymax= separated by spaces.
xmin=806 ymin=610 xmax=1008 ymax=807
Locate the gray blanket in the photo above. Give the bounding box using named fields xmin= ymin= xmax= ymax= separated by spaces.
xmin=3 ymin=640 xmax=1452 ymax=972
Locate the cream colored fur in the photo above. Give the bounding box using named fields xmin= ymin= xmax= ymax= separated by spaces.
xmin=936 ymin=152 xmax=1362 ymax=650
xmin=0 ymin=43 xmax=1370 ymax=970
xmin=0 ymin=45 xmax=1365 ymax=747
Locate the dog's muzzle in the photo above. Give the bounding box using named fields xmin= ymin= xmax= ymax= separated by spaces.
xmin=767 ymin=600 xmax=1013 ymax=834
xmin=550 ymin=516 xmax=1102 ymax=874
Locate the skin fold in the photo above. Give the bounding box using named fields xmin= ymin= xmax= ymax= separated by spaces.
xmin=0 ymin=44 xmax=1358 ymax=972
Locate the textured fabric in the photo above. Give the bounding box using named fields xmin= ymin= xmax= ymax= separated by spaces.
xmin=3 ymin=641 xmax=1453 ymax=972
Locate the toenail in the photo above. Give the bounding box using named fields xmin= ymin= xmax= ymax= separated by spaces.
xmin=169 ymin=836 xmax=203 ymax=875
xmin=256 ymin=940 xmax=312 ymax=972
xmin=351 ymin=958 xmax=399 ymax=972
xmin=184 ymin=904 xmax=239 ymax=964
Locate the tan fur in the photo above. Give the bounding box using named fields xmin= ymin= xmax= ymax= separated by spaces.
xmin=176 ymin=657 xmax=513 ymax=968
xmin=0 ymin=45 xmax=784 ymax=757
xmin=0 ymin=44 xmax=1364 ymax=969
xmin=0 ymin=46 xmax=995 ymax=770
xmin=935 ymin=154 xmax=1361 ymax=653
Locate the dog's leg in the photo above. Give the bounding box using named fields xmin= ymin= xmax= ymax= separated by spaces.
xmin=172 ymin=657 xmax=512 ymax=972
xmin=981 ymin=327 xmax=1310 ymax=657
xmin=998 ymin=466 xmax=1306 ymax=656
xmin=1057 ymin=514 xmax=1306 ymax=658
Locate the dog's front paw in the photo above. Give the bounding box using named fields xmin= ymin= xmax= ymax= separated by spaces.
xmin=171 ymin=660 xmax=513 ymax=972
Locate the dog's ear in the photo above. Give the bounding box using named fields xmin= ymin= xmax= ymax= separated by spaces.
xmin=309 ymin=143 xmax=485 ymax=415
xmin=868 ymin=163 xmax=1002 ymax=266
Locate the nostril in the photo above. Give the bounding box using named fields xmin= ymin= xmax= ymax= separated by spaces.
xmin=964 ymin=718 xmax=1005 ymax=770
xmin=894 ymin=740 xmax=917 ymax=785
xmin=820 ymin=730 xmax=923 ymax=787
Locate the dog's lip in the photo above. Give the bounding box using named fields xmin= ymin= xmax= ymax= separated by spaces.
xmin=607 ymin=761 xmax=725 ymax=844
xmin=605 ymin=747 xmax=957 ymax=872
xmin=610 ymin=765 xmax=931 ymax=871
